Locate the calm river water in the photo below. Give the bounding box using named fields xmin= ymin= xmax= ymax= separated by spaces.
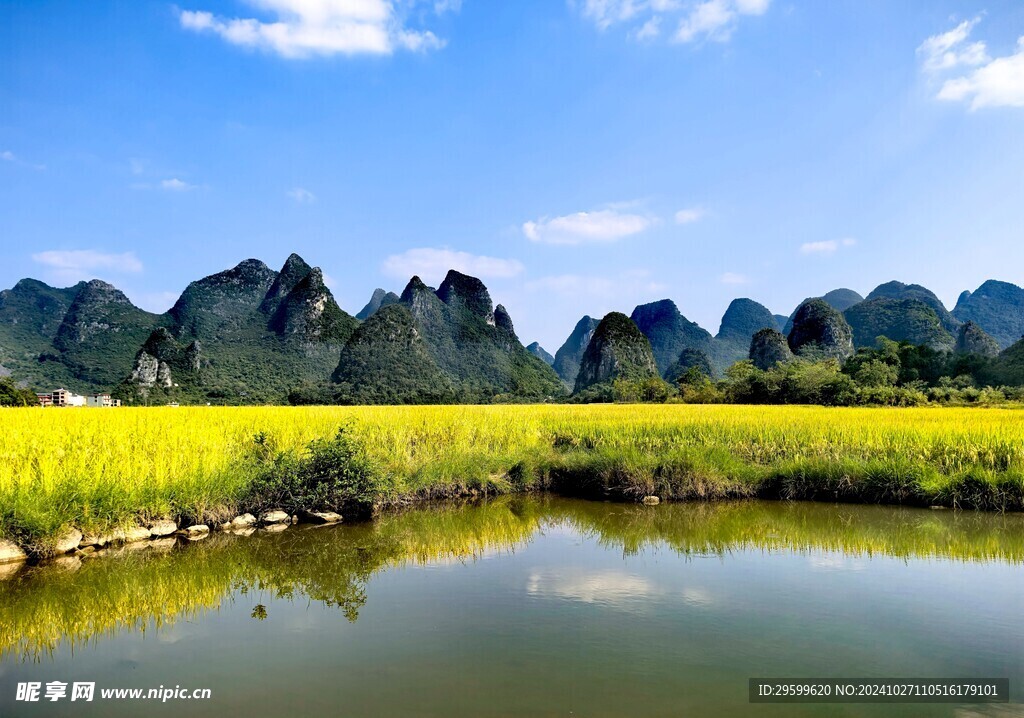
xmin=0 ymin=497 xmax=1021 ymax=717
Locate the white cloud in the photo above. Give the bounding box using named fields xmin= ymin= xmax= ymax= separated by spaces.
xmin=799 ymin=237 xmax=856 ymax=255
xmin=287 ymin=187 xmax=317 ymax=203
xmin=161 ymin=178 xmax=197 ymax=191
xmin=179 ymin=1 xmax=448 ymax=59
xmin=632 ymin=16 xmax=661 ymax=41
xmin=920 ymin=19 xmax=1024 ymax=110
xmin=523 ymin=208 xmax=656 ymax=245
xmin=382 ymin=248 xmax=524 ymax=283
xmin=1 ymin=151 xmax=13 ymax=162
xmin=31 ymin=250 xmax=144 ymax=285
xmin=575 ymin=0 xmax=770 ymax=44
xmin=719 ymin=271 xmax=748 ymax=285
xmin=674 ymin=207 xmax=704 ymax=224
xmin=917 ymin=18 xmax=988 ymax=72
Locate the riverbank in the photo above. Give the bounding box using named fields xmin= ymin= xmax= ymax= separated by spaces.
xmin=1 ymin=405 xmax=1023 ymax=554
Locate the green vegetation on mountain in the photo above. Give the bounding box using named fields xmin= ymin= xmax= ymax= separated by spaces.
xmin=0 ymin=376 xmax=37 ymax=406
xmin=955 ymin=321 xmax=1000 ymax=358
xmin=664 ymin=347 xmax=714 ymax=384
xmin=952 ymin=280 xmax=1024 ymax=349
xmin=782 ymin=288 xmax=863 ymax=334
xmin=122 ymin=254 xmax=357 ymax=405
xmin=749 ymin=328 xmax=792 ymax=370
xmin=332 ymin=304 xmax=455 ymax=404
xmin=713 ymin=298 xmax=777 ymax=369
xmin=527 ymin=342 xmax=554 ymax=365
xmin=787 ymin=299 xmax=854 ymax=361
xmin=574 ymin=312 xmax=661 ymax=399
xmin=338 ymin=271 xmax=564 ymax=404
xmin=843 ymin=297 xmax=954 ymax=350
xmin=630 ymin=299 xmax=712 ymax=376
xmin=866 ymin=281 xmax=959 ymax=333
xmin=0 ymin=279 xmax=85 ymax=390
xmin=552 ymin=316 xmax=598 ymax=389
xmin=48 ymin=280 xmax=160 ymax=389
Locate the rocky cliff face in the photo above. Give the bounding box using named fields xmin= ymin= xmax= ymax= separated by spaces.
xmin=749 ymin=328 xmax=793 ymax=370
xmin=952 ymin=280 xmax=1024 ymax=349
xmin=575 ymin=312 xmax=659 ymax=392
xmin=269 ymin=268 xmax=357 ymax=344
xmin=788 ymin=299 xmax=854 ymax=361
xmin=630 ymin=299 xmax=713 ymax=376
xmin=955 ymin=321 xmax=1000 ymax=357
xmin=552 ymin=316 xmax=598 ymax=389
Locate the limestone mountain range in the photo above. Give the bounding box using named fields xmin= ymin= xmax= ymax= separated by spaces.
xmin=3 ymin=252 xmax=1024 ymax=403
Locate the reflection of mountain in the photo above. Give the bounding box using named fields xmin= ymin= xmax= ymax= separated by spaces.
xmin=2 ymin=496 xmax=1021 ymax=658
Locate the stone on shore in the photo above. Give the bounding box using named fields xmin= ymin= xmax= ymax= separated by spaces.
xmin=122 ymin=527 xmax=153 ymax=543
xmin=80 ymin=533 xmax=108 ymax=548
xmin=299 ymin=510 xmax=343 ymax=525
xmin=641 ymin=496 xmax=661 ymax=506
xmin=54 ymin=528 xmax=84 ymax=554
xmin=260 ymin=510 xmax=290 ymax=524
xmin=177 ymin=524 xmax=210 ymax=537
xmin=0 ymin=539 xmax=27 ymax=565
xmin=148 ymin=520 xmax=178 ymax=537
xmin=230 ymin=513 xmax=257 ymax=528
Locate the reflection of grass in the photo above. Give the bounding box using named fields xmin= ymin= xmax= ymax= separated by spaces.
xmin=2 ymin=405 xmax=1024 ymax=545
xmin=1 ymin=496 xmax=1021 ymax=660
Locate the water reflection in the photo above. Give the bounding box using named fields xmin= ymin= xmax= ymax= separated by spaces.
xmin=1 ymin=497 xmax=1021 ymax=660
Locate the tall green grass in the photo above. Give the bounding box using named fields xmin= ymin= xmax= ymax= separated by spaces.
xmin=1 ymin=404 xmax=1023 ymax=547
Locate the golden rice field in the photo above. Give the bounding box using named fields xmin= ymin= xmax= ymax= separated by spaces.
xmin=1 ymin=404 xmax=1023 ymax=547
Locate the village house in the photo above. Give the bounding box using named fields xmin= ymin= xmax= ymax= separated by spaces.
xmin=37 ymin=389 xmax=121 ymax=408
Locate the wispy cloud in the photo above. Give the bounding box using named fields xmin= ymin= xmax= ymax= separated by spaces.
xmin=919 ymin=18 xmax=1024 ymax=110
xmin=31 ymin=250 xmax=144 ymax=285
xmin=917 ymin=18 xmax=988 ymax=72
xmin=719 ymin=271 xmax=748 ymax=285
xmin=287 ymin=187 xmax=317 ymax=204
xmin=575 ymin=0 xmax=770 ymax=44
xmin=1 ymin=150 xmax=46 ymax=171
xmin=523 ymin=208 xmax=657 ymax=245
xmin=161 ymin=178 xmax=198 ymax=191
xmin=800 ymin=237 xmax=856 ymax=255
xmin=179 ymin=0 xmax=451 ymax=59
xmin=382 ymin=248 xmax=524 ymax=283
xmin=674 ymin=207 xmax=705 ymax=224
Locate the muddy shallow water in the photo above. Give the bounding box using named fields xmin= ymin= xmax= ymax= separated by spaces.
xmin=0 ymin=497 xmax=1021 ymax=717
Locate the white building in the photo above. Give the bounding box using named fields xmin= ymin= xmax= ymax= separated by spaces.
xmin=51 ymin=389 xmax=86 ymax=407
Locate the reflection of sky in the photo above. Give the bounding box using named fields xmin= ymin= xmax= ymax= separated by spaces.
xmin=2 ymin=504 xmax=1022 ymax=717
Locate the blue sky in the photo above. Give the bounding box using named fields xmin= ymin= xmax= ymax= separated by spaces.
xmin=2 ymin=1 xmax=1024 ymax=351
